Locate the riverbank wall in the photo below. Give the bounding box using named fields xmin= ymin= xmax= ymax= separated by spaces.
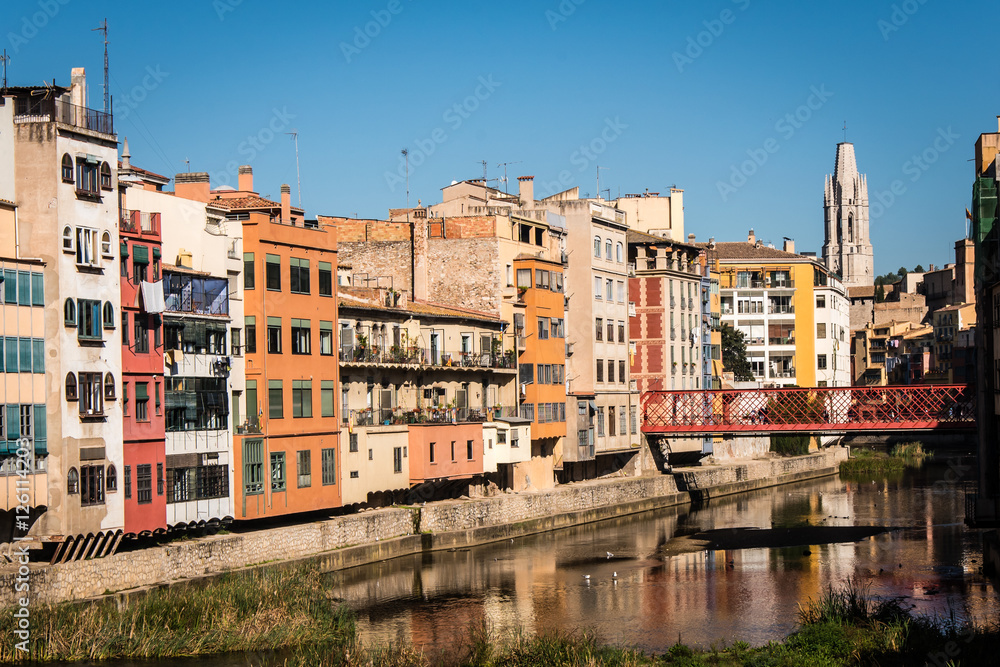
xmin=0 ymin=449 xmax=845 ymax=606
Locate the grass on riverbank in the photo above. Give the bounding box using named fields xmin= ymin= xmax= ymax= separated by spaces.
xmin=839 ymin=442 xmax=929 ymax=477
xmin=0 ymin=566 xmax=354 ymax=662
xmin=4 ymin=569 xmax=997 ymax=666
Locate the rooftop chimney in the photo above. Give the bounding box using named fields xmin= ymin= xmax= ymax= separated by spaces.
xmin=174 ymin=172 xmax=211 ymax=202
xmin=121 ymin=136 xmax=131 ymax=170
xmin=783 ymin=238 xmax=795 ymax=254
xmin=687 ymin=233 xmax=696 ymax=244
xmin=70 ymin=67 xmax=86 ymax=108
xmin=518 ymin=176 xmax=534 ymax=206
xmin=747 ymin=229 xmax=756 ymax=245
xmin=238 ymin=165 xmax=254 ymax=192
xmin=280 ymin=184 xmax=291 ymax=224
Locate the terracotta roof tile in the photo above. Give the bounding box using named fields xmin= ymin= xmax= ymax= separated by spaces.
xmin=696 ymin=241 xmax=805 ymax=261
xmin=848 ymin=286 xmax=876 ymax=298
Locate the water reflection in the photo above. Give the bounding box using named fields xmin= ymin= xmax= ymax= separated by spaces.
xmin=327 ymin=455 xmax=997 ymax=658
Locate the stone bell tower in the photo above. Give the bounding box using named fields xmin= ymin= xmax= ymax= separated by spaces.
xmin=822 ymin=142 xmax=874 ymax=288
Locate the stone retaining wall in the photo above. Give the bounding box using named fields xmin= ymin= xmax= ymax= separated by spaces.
xmin=676 ymin=447 xmax=848 ymax=498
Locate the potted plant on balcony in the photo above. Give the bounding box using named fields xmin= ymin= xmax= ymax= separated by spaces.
xmin=355 ymin=333 xmax=369 ymax=361
xmin=517 ymin=284 xmax=529 ymax=300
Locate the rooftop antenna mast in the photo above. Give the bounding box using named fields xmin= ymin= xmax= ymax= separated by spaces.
xmin=402 ymin=148 xmax=410 ymax=222
xmin=480 ymin=160 xmax=488 ymax=183
xmin=285 ymin=130 xmax=302 ymax=207
xmin=597 ymin=166 xmax=610 ymax=202
xmin=92 ymin=19 xmax=109 ymax=114
xmin=843 ymin=120 xmax=847 ymax=142
xmin=497 ymin=161 xmax=521 ymax=194
xmin=0 ymin=50 xmax=9 ymax=91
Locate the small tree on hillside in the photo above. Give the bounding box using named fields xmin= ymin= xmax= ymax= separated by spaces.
xmin=721 ymin=323 xmax=755 ymax=382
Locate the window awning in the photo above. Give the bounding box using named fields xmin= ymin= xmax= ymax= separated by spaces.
xmin=135 ymin=383 xmax=149 ymax=400
xmin=152 ymin=247 xmax=161 ymax=259
xmin=133 ymin=244 xmax=149 ymax=264
xmin=588 ymin=400 xmax=598 ymax=414
xmin=120 ymin=241 xmax=128 ymax=258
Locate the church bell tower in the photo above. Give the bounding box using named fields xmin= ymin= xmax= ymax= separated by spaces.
xmin=822 ymin=142 xmax=873 ymax=288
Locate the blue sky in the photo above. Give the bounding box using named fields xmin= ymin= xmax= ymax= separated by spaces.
xmin=4 ymin=0 xmax=998 ymax=274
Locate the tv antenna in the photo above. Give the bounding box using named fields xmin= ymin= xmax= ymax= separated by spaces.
xmin=597 ymin=166 xmax=610 ymax=202
xmin=0 ymin=50 xmax=9 ymax=91
xmin=285 ymin=130 xmax=302 ymax=207
xmin=497 ymin=161 xmax=521 ymax=194
xmin=843 ymin=120 xmax=847 ymax=142
xmin=92 ymin=19 xmax=109 ymax=114
xmin=479 ymin=160 xmax=488 ymax=182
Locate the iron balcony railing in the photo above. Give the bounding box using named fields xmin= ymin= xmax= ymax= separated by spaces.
xmin=14 ymin=96 xmax=114 ymax=135
xmin=339 ymin=345 xmax=516 ymax=370
xmin=120 ymin=210 xmax=161 ymax=236
xmin=349 ymin=405 xmax=519 ymax=427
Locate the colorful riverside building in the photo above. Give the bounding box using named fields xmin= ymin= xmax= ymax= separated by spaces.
xmin=174 ymin=168 xmax=341 ymax=520
xmin=337 ymin=286 xmax=523 ymax=504
xmin=3 ymin=69 xmax=126 ymax=560
xmin=118 ymin=161 xmax=166 ymax=536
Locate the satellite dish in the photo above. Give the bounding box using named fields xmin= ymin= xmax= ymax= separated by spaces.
xmin=216 ymin=185 xmax=236 ymax=191
xmin=451 ymin=180 xmax=458 ymax=185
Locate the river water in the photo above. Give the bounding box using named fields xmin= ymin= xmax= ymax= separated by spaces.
xmin=96 ymin=452 xmax=1000 ymax=665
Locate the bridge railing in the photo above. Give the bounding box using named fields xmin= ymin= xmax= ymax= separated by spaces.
xmin=640 ymin=385 xmax=975 ymax=434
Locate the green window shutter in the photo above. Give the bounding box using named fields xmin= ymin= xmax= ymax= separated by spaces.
xmin=30 ymin=272 xmax=44 ymax=307
xmin=19 ymin=339 xmax=31 ymax=371
xmin=319 ymin=261 xmax=331 ymax=272
xmin=120 ymin=241 xmax=129 ymax=258
xmin=321 ymin=380 xmax=335 ymax=417
xmin=245 ymin=315 xmax=256 ymax=326
xmin=17 ymin=271 xmax=30 ymax=305
xmin=152 ymin=247 xmax=161 ymax=259
xmin=6 ymin=405 xmax=18 ymax=441
xmin=4 ymin=270 xmax=16 ymax=303
xmin=5 ymin=337 xmax=18 ymax=372
xmin=32 ymin=339 xmax=43 ymax=373
xmin=133 ymin=244 xmax=149 ymax=264
xmin=320 ymin=321 xmax=332 ymax=332
xmin=267 ymin=316 xmax=281 ymax=327
xmin=135 ymin=383 xmax=149 ymax=400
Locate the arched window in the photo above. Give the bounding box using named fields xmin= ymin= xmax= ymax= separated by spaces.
xmin=62 ymin=226 xmax=74 ymax=253
xmin=837 ymin=216 xmax=842 ymax=241
xmin=616 ymin=242 xmax=624 ymax=263
xmin=100 ymin=162 xmax=112 ymax=190
xmin=593 ymin=236 xmax=601 ymax=257
xmin=103 ymin=302 xmax=114 ymax=329
xmin=101 ymin=231 xmax=112 ymax=257
xmin=67 ymin=467 xmax=79 ymax=494
xmin=64 ymin=298 xmax=77 ymax=326
xmin=104 ymin=373 xmax=116 ymax=400
xmin=848 ymin=213 xmax=854 ymax=243
xmin=61 ymin=154 xmax=74 ymax=183
xmin=106 ymin=465 xmax=117 ymax=492
xmin=605 ymin=239 xmax=613 ymax=261
xmin=65 ymin=373 xmax=78 ymax=400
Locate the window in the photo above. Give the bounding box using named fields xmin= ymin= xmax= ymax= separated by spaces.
xmin=30 ymin=272 xmax=43 ymax=307
xmin=619 ymin=360 xmax=626 ymax=383
xmin=605 ymin=239 xmax=613 ymax=260
xmin=64 ymin=298 xmax=76 ymax=326
xmin=157 ymin=463 xmax=164 ymax=496
xmin=62 ymin=226 xmax=74 ymax=253
xmin=100 ymin=162 xmax=112 ymax=190
xmin=76 ymin=227 xmax=98 ymax=266
xmin=617 ymin=281 xmax=625 ymax=303
xmin=78 ymin=299 xmax=102 ymax=341
xmin=319 ymin=261 xmax=332 ymax=297
xmin=101 ymin=231 xmax=113 ymax=257
xmin=132 ymin=244 xmax=148 ymax=281
xmin=243 ymin=440 xmax=264 ymax=495
xmin=66 ymin=373 xmax=78 ymax=400
xmin=136 ymin=464 xmax=152 ymax=503
xmin=244 ymin=253 xmax=255 ymax=290
xmin=133 ymin=315 xmax=149 ymax=353
xmin=104 ymin=373 xmax=115 ymax=400
xmin=290 ymin=257 xmax=310 ymax=294
xmin=597 ymin=408 xmax=605 ymax=436
xmin=594 ymin=236 xmax=602 ymax=257
xmin=291 ymin=319 xmax=311 ymax=354
xmin=817 ymin=354 xmax=828 ymax=370
xmin=393 ymin=447 xmax=403 ymax=474
xmin=321 ymin=448 xmax=336 ymax=485
xmin=106 ymin=465 xmax=117 ymax=492
xmin=271 ymin=452 xmax=286 ymax=491
xmin=79 ymin=372 xmax=103 ymax=416
xmin=606 ymin=279 xmax=614 ymax=300
xmin=467 ymin=439 xmax=474 ymax=461
xmin=620 ymin=406 xmax=627 ymax=435
xmin=232 ymin=328 xmax=242 ymax=356
xmin=616 ymin=242 xmax=624 ymax=263
xmin=123 ymin=381 xmax=129 ymax=416
xmin=103 ymin=302 xmax=114 ymax=329
xmin=816 ymin=295 xmax=826 ymax=308
xmin=292 ymin=380 xmax=312 ymax=418
xmin=537 ymin=318 xmax=549 ymax=340
xmin=630 ymin=405 xmax=638 ymax=434
xmin=595 ymin=276 xmax=602 ymax=299
xmin=267 ymin=317 xmax=281 ymax=354
xmin=506 ymin=264 xmax=513 ymax=287
xmin=596 ymin=359 xmax=604 ymax=382
xmin=618 ymin=321 xmax=626 ymax=342
xmin=321 ymin=380 xmax=335 ymax=418
xmin=61 ymin=154 xmax=74 ymax=182
xmin=124 ymin=465 xmax=131 ymax=498
xmin=319 ymin=321 xmax=333 ymax=355
xmin=595 ymin=317 xmax=603 ymax=341
xmin=67 ymin=467 xmax=79 ymax=494
xmin=349 ymin=432 xmax=358 ymax=452
xmin=429 ymin=441 xmax=436 ymax=463
xmin=535 ymin=269 xmax=550 ymax=290
xmin=135 ymin=382 xmax=149 ymax=422
xmin=451 ymin=441 xmax=456 ymax=461
xmin=266 ymin=254 xmax=281 ymax=291
xmin=81 ymin=465 xmax=105 ymax=505
xmin=607 ymin=320 xmax=615 ymax=342
xmin=245 ymin=316 xmax=256 ymax=354
xmin=551 ymin=318 xmax=564 ymax=338
xmin=297 ymin=450 xmax=311 ymax=488
xmin=608 ymin=359 xmax=615 ymax=384
xmin=608 ymin=406 xmax=616 ymax=436
xmin=16 ymin=270 xmax=29 ymax=305
xmin=816 ymin=323 xmax=827 ymax=339
xmin=268 ymin=380 xmax=283 ymax=419
xmin=76 ymin=159 xmax=99 ymax=195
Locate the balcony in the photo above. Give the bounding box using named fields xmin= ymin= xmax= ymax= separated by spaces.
xmin=350 ymin=405 xmax=517 ymax=427
xmin=120 ymin=210 xmax=161 ymax=236
xmin=235 ymin=416 xmax=262 ymax=435
xmin=339 ymin=346 xmax=516 ymax=371
xmin=769 ymin=305 xmax=794 ymax=315
xmin=13 ymin=96 xmax=114 ymax=135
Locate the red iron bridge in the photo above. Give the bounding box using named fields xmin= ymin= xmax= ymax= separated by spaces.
xmin=641 ymin=385 xmax=976 ymax=435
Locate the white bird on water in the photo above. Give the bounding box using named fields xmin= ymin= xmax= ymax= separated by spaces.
xmin=583 ymin=574 xmax=590 ymax=579
xmin=607 ymin=551 xmax=614 ymax=559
